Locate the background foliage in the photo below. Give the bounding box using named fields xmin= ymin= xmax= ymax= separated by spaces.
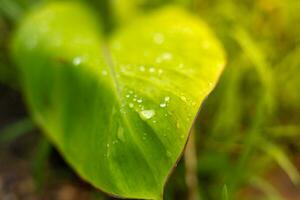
xmin=0 ymin=0 xmax=300 ymax=200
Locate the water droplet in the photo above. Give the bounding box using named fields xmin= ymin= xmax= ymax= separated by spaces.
xmin=117 ymin=127 xmax=125 ymax=142
xmin=120 ymin=108 xmax=125 ymax=114
xmin=156 ymin=52 xmax=173 ymax=63
xmin=162 ymin=52 xmax=173 ymax=60
xmin=126 ymin=94 xmax=130 ymax=98
xmin=129 ymin=103 xmax=134 ymax=108
xmin=153 ymin=33 xmax=165 ymax=44
xmin=164 ymin=96 xmax=170 ymax=102
xmin=140 ymin=110 xmax=155 ymax=120
xmin=137 ymin=99 xmax=143 ymax=103
xmin=158 ymin=69 xmax=163 ymax=75
xmin=142 ymin=133 xmax=147 ymax=140
xmin=181 ymin=96 xmax=187 ymax=102
xmin=167 ymin=151 xmax=172 ymax=157
xmin=120 ymin=65 xmax=127 ymax=73
xmin=178 ymin=63 xmax=184 ymax=69
xmin=73 ymin=56 xmax=83 ymax=66
xmin=149 ymin=67 xmax=155 ymax=73
xmin=160 ymin=103 xmax=167 ymax=108
xmin=139 ymin=65 xmax=145 ymax=72
xmin=102 ymin=70 xmax=108 ymax=76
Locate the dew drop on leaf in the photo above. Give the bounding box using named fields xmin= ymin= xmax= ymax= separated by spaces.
xmin=162 ymin=52 xmax=172 ymax=60
xmin=149 ymin=67 xmax=155 ymax=73
xmin=166 ymin=151 xmax=172 ymax=157
xmin=102 ymin=70 xmax=108 ymax=76
xmin=158 ymin=69 xmax=163 ymax=75
xmin=117 ymin=126 xmax=125 ymax=142
xmin=73 ymin=56 xmax=83 ymax=66
xmin=153 ymin=33 xmax=164 ymax=44
xmin=180 ymin=96 xmax=187 ymax=102
xmin=142 ymin=133 xmax=147 ymax=140
xmin=160 ymin=103 xmax=167 ymax=108
xmin=139 ymin=110 xmax=155 ymax=120
xmin=139 ymin=65 xmax=145 ymax=72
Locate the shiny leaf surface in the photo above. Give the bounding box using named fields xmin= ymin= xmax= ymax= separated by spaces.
xmin=12 ymin=2 xmax=225 ymax=199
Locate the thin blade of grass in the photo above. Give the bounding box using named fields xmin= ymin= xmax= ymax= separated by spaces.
xmin=0 ymin=117 xmax=35 ymax=144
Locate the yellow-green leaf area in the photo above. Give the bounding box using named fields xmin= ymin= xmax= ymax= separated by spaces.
xmin=12 ymin=2 xmax=225 ymax=199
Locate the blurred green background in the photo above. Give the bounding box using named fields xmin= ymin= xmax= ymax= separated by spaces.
xmin=0 ymin=0 xmax=300 ymax=199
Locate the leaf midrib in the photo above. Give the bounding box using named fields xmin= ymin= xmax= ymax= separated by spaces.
xmin=101 ymin=42 xmax=162 ymax=198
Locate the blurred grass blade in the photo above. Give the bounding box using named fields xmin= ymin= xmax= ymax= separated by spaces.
xmin=32 ymin=136 xmax=52 ymax=191
xmin=0 ymin=62 xmax=19 ymax=88
xmin=0 ymin=117 xmax=35 ymax=144
xmin=266 ymin=125 xmax=300 ymax=138
xmin=232 ymin=26 xmax=274 ymax=108
xmin=259 ymin=138 xmax=300 ymax=185
xmin=250 ymin=177 xmax=283 ymax=200
xmin=222 ymin=184 xmax=229 ymax=200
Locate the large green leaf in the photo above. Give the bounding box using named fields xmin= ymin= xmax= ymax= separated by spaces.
xmin=12 ymin=2 xmax=225 ymax=199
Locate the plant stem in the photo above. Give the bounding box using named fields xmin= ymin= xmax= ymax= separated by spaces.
xmin=184 ymin=128 xmax=201 ymax=200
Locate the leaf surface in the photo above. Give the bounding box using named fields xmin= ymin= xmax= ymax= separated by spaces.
xmin=12 ymin=2 xmax=225 ymax=199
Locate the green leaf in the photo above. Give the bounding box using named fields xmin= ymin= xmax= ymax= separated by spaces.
xmin=12 ymin=2 xmax=225 ymax=199
xmin=222 ymin=184 xmax=229 ymax=200
xmin=0 ymin=117 xmax=35 ymax=144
